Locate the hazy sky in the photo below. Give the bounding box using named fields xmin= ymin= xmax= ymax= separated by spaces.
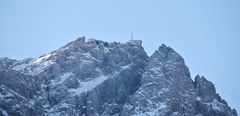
xmin=1 ymin=0 xmax=239 ymax=113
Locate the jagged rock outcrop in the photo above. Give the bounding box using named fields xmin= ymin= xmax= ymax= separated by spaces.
xmin=0 ymin=58 xmax=17 ymax=70
xmin=194 ymin=76 xmax=237 ymax=116
xmin=0 ymin=37 xmax=237 ymax=116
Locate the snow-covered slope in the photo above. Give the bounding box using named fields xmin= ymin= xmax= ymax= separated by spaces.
xmin=0 ymin=37 xmax=237 ymax=116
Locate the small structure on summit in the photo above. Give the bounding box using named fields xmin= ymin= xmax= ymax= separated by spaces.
xmin=127 ymin=31 xmax=142 ymax=46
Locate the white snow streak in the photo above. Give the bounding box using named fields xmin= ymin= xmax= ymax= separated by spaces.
xmin=34 ymin=54 xmax=52 ymax=64
xmin=121 ymin=63 xmax=132 ymax=70
xmin=68 ymin=75 xmax=108 ymax=95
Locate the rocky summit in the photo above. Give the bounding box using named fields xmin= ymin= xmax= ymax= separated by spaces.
xmin=0 ymin=37 xmax=237 ymax=116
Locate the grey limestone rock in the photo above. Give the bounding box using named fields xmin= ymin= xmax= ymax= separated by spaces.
xmin=0 ymin=37 xmax=237 ymax=116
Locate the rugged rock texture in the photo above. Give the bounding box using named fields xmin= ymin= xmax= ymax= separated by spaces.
xmin=0 ymin=37 xmax=237 ymax=116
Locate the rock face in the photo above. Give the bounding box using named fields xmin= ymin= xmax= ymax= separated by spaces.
xmin=0 ymin=37 xmax=237 ymax=116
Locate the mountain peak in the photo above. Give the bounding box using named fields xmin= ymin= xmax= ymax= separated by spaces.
xmin=75 ymin=36 xmax=86 ymax=43
xmin=157 ymin=44 xmax=174 ymax=54
xmin=126 ymin=40 xmax=142 ymax=46
xmin=150 ymin=44 xmax=184 ymax=64
xmin=61 ymin=36 xmax=85 ymax=50
xmin=0 ymin=37 xmax=237 ymax=116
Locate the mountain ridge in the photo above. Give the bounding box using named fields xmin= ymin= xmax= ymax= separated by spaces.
xmin=0 ymin=37 xmax=237 ymax=116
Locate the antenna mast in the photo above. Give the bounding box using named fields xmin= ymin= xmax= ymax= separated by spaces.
xmin=131 ymin=31 xmax=133 ymax=41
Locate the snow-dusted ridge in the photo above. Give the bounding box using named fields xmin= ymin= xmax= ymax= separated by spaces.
xmin=12 ymin=53 xmax=55 ymax=76
xmin=0 ymin=37 xmax=237 ymax=116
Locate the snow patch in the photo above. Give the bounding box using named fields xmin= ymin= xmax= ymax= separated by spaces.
xmin=52 ymin=72 xmax=74 ymax=85
xmin=149 ymin=67 xmax=162 ymax=72
xmin=135 ymin=102 xmax=168 ymax=116
xmin=0 ymin=93 xmax=6 ymax=100
xmin=172 ymin=112 xmax=179 ymax=115
xmin=211 ymin=99 xmax=221 ymax=111
xmin=34 ymin=54 xmax=52 ymax=64
xmin=121 ymin=63 xmax=132 ymax=70
xmin=12 ymin=54 xmax=55 ymax=75
xmin=0 ymin=108 xmax=9 ymax=116
xmin=69 ymin=63 xmax=131 ymax=95
xmin=68 ymin=75 xmax=108 ymax=95
xmin=196 ymin=97 xmax=201 ymax=101
xmin=104 ymin=47 xmax=110 ymax=53
xmin=82 ymin=52 xmax=92 ymax=58
xmin=123 ymin=103 xmax=133 ymax=109
xmin=67 ymin=55 xmax=76 ymax=60
xmin=158 ymin=88 xmax=169 ymax=96
xmin=60 ymin=103 xmax=71 ymax=108
xmin=0 ymin=89 xmax=14 ymax=101
xmin=159 ymin=103 xmax=168 ymax=109
xmin=12 ymin=60 xmax=34 ymax=72
xmin=58 ymin=46 xmax=69 ymax=52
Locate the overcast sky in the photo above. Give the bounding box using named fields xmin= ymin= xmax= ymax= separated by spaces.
xmin=1 ymin=0 xmax=240 ymax=113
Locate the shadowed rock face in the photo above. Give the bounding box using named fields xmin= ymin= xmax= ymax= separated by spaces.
xmin=0 ymin=37 xmax=237 ymax=116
